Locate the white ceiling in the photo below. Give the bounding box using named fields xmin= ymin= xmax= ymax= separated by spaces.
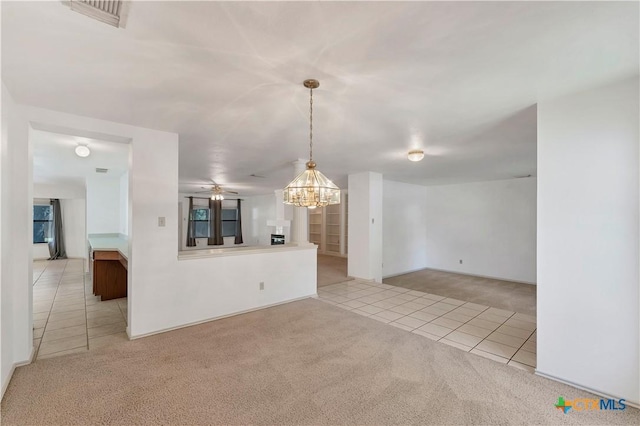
xmin=32 ymin=130 xmax=129 ymax=186
xmin=2 ymin=1 xmax=638 ymax=195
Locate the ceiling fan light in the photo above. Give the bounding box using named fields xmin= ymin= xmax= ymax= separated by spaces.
xmin=75 ymin=145 xmax=90 ymax=157
xmin=407 ymin=149 xmax=424 ymax=162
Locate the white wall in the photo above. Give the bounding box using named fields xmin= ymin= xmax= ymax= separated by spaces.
xmin=382 ymin=180 xmax=429 ymax=278
xmin=32 ymin=183 xmax=87 ymax=260
xmin=348 ymin=172 xmax=383 ymax=282
xmin=13 ymin=106 xmax=317 ymax=342
xmin=86 ymin=176 xmax=121 ymax=234
xmin=423 ymin=178 xmax=537 ymax=283
xmin=1 ymin=84 xmax=33 ymax=398
xmin=246 ymin=194 xmax=276 ymax=246
xmin=381 ymin=178 xmax=537 ymax=284
xmin=537 ymin=77 xmax=639 ymax=404
xmin=119 ymin=172 xmax=129 ymax=236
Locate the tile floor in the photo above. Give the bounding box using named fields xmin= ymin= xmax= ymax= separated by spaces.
xmin=33 ymin=259 xmax=128 ymax=360
xmin=317 ymin=279 xmax=537 ymax=372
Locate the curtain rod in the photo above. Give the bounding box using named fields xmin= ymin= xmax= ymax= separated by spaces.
xmin=184 ymin=196 xmax=244 ymax=201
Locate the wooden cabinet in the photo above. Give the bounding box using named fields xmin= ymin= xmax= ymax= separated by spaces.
xmin=91 ymin=248 xmax=128 ymax=301
xmin=308 ymin=193 xmax=348 ymax=257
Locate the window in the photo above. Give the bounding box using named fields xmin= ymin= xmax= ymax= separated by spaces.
xmin=33 ymin=205 xmax=53 ymax=244
xmin=221 ymin=208 xmax=237 ymax=237
xmin=189 ymin=206 xmax=238 ymax=238
xmin=191 ymin=208 xmax=210 ymax=238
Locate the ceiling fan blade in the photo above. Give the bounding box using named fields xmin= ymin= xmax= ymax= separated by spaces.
xmin=195 ymin=190 xmax=213 ymax=194
xmin=224 ymin=190 xmax=239 ymax=195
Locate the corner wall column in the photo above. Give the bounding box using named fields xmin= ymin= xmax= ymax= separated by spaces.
xmin=291 ymin=159 xmax=309 ymax=245
xmin=347 ymin=172 xmax=383 ymax=282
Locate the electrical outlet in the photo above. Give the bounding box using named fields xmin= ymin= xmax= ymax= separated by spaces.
xmin=158 ymin=217 xmax=166 ymax=227
xmin=259 ymin=281 xmax=264 ymax=290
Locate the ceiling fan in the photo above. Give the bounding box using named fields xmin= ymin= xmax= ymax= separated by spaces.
xmin=196 ymin=183 xmax=238 ymax=200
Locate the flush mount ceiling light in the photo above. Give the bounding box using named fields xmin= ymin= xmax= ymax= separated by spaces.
xmin=75 ymin=145 xmax=91 ymax=158
xmin=283 ymin=79 xmax=340 ymax=208
xmin=407 ymin=149 xmax=424 ymax=162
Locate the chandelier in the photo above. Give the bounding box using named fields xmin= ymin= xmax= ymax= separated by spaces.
xmin=283 ymin=79 xmax=340 ymax=208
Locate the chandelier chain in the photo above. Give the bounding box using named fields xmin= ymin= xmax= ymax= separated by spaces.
xmin=309 ymin=87 xmax=313 ymax=161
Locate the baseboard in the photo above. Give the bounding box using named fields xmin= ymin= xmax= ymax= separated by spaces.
xmin=382 ymin=266 xmax=431 ymax=279
xmin=128 ymin=294 xmax=317 ymax=340
xmin=1 ymin=365 xmax=16 ymax=400
xmin=1 ymin=347 xmax=34 ymax=401
xmin=535 ymin=370 xmax=639 ymax=409
xmin=383 ymin=266 xmax=537 ymax=285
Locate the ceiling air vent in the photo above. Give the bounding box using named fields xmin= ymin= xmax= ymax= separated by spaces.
xmin=95 ymin=168 xmax=109 ymax=174
xmin=65 ymin=1 xmax=128 ymax=28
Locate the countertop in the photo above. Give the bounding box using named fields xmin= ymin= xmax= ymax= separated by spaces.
xmin=88 ymin=234 xmax=129 ymax=260
xmin=178 ymin=243 xmax=317 ymax=260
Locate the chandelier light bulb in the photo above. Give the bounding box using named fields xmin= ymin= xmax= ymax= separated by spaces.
xmin=408 ymin=149 xmax=424 ymax=162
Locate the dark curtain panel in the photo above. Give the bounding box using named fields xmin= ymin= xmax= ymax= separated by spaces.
xmin=234 ymin=199 xmax=243 ymax=244
xmin=207 ymin=198 xmax=216 ymax=245
xmin=48 ymin=199 xmax=67 ymax=260
xmin=209 ymin=199 xmax=223 ymax=245
xmin=186 ymin=197 xmax=196 ymax=247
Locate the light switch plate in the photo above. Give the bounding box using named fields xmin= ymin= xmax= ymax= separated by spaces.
xmin=158 ymin=217 xmax=166 ymax=227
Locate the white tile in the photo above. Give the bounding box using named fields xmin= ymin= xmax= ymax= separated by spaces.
xmin=504 ymin=318 xmax=536 ymax=332
xmin=371 ymin=300 xmax=401 ymax=309
xmin=439 ymin=338 xmax=472 ymax=352
xmin=342 ymin=299 xmax=367 ymax=309
xmin=512 ymin=349 xmax=536 ymax=367
xmin=374 ymin=310 xmax=405 ymax=321
xmin=369 ymin=314 xmax=392 ymax=324
xmin=456 ymin=324 xmax=492 ymax=338
xmin=485 ymin=332 xmax=526 ymax=348
xmin=412 ymin=329 xmax=441 ymax=341
xmin=521 ymin=340 xmax=537 ymax=353
xmin=508 ymin=360 xmax=535 ymax=373
xmin=388 ymin=322 xmax=414 ymax=331
xmin=416 ymin=323 xmax=452 ymax=338
xmin=408 ymin=311 xmax=439 ymax=322
xmin=442 ymin=298 xmax=465 ymax=306
xmin=443 ymin=330 xmax=483 ymax=347
xmin=470 ymin=348 xmax=509 ymax=364
xmin=462 ymin=302 xmax=489 ymax=312
xmin=512 ymin=313 xmax=536 ymax=323
xmin=442 ymin=311 xmax=474 ymax=323
xmin=496 ymin=324 xmax=533 ymax=339
xmin=394 ymin=315 xmax=427 ymax=329
xmin=485 ymin=307 xmax=514 ymax=318
xmin=475 ymin=340 xmax=518 ymax=359
xmin=357 ymin=304 xmax=385 ymax=315
xmin=421 ymin=293 xmax=445 ymax=301
xmin=467 ymin=318 xmax=501 ymax=331
xmin=430 ymin=317 xmax=463 ymax=330
xmin=388 ymin=304 xmax=420 ymax=315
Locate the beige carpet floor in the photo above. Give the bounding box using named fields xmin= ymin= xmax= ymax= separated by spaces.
xmin=317 ymin=254 xmax=352 ymax=287
xmin=385 ymin=269 xmax=537 ymax=316
xmin=2 ymin=298 xmax=637 ymax=425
